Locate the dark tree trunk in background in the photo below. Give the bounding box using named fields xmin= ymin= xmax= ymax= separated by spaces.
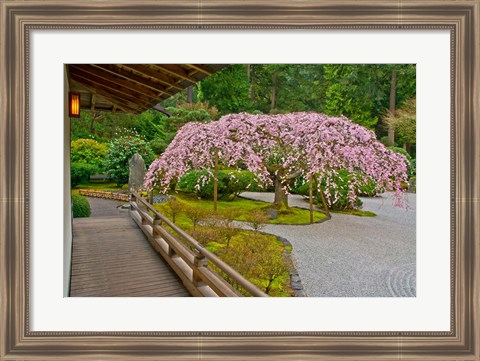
xmin=247 ymin=64 xmax=254 ymax=101
xmin=89 ymin=112 xmax=102 ymax=135
xmin=388 ymin=69 xmax=397 ymax=145
xmin=187 ymin=86 xmax=193 ymax=104
xmin=270 ymin=73 xmax=278 ymax=112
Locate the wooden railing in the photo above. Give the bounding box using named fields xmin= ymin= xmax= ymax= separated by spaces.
xmin=129 ymin=192 xmax=268 ymax=297
xmin=79 ymin=189 xmax=130 ymax=202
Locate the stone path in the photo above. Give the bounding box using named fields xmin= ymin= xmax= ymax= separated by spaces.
xmin=85 ymin=197 xmax=130 ymax=218
xmin=240 ymin=192 xmax=416 ymax=297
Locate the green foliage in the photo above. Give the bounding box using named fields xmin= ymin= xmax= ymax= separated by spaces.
xmin=383 ymin=98 xmax=416 ymax=149
xmin=155 ymin=191 xmax=326 ymax=225
xmin=219 ymin=233 xmax=292 ymax=295
xmin=183 ymin=205 xmax=212 ymax=230
xmin=103 ymin=135 xmax=156 ymax=186
xmin=164 ymin=198 xmax=184 ymax=224
xmin=245 ymin=211 xmax=269 ymax=232
xmin=149 ymin=103 xmax=219 ymax=154
xmin=291 ymin=170 xmax=381 ymax=210
xmin=177 ymin=169 xmax=257 ymax=200
xmin=71 ymin=138 xmax=107 ymax=172
xmin=71 ymin=195 xmax=91 ymax=218
xmin=198 ymin=65 xmax=253 ymax=115
xmin=323 ymin=64 xmax=416 ymax=129
xmin=357 ymin=175 xmax=379 ymax=197
xmin=71 ymin=162 xmax=98 ymax=188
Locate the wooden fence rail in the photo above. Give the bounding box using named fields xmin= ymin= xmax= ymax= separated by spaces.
xmin=130 ymin=191 xmax=268 ymax=297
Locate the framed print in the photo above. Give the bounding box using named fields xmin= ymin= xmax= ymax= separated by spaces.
xmin=1 ymin=0 xmax=479 ymax=360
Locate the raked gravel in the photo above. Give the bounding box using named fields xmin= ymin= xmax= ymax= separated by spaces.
xmin=239 ymin=192 xmax=416 ymax=297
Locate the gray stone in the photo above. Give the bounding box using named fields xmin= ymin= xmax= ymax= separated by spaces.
xmin=153 ymin=195 xmax=174 ymax=204
xmin=128 ymin=153 xmax=146 ymax=193
xmin=266 ymin=207 xmax=278 ymax=219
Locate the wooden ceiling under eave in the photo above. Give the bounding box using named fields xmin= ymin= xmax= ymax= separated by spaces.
xmin=67 ymin=64 xmax=228 ymax=115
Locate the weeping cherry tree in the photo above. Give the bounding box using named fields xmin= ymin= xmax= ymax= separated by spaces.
xmin=144 ymin=112 xmax=408 ymax=211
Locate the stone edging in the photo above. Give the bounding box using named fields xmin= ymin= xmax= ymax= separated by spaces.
xmin=78 ymin=189 xmax=130 ymax=202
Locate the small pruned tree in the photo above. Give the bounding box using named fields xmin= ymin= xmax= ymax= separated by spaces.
xmin=245 ymin=211 xmax=269 ymax=233
xmin=164 ymin=198 xmax=184 ymax=224
xmin=215 ymin=210 xmax=240 ymax=248
xmin=184 ymin=206 xmax=211 ymax=230
xmin=220 ymin=234 xmax=291 ymax=295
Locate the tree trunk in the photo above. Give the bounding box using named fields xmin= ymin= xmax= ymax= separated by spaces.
xmin=247 ymin=64 xmax=254 ymax=101
xmin=213 ymin=150 xmax=218 ymax=212
xmin=309 ymin=175 xmax=314 ymax=224
xmin=388 ymin=69 xmax=397 ymax=145
xmin=273 ymin=176 xmax=288 ymax=208
xmin=270 ymin=73 xmax=277 ymax=112
xmin=187 ymin=86 xmax=193 ymax=104
xmin=89 ymin=112 xmax=102 ymax=135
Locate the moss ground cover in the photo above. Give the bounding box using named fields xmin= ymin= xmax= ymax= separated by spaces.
xmin=166 ymin=191 xmax=326 ymax=225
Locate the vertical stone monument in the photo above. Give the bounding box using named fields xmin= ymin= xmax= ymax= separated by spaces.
xmin=128 ymin=153 xmax=146 ymax=193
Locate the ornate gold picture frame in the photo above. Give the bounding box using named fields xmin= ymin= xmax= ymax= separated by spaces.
xmin=1 ymin=1 xmax=479 ymax=359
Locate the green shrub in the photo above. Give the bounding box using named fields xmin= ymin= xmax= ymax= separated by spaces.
xmin=71 ymin=138 xmax=108 ymax=172
xmin=356 ymin=174 xmax=379 ymax=197
xmin=319 ymin=170 xmax=363 ymax=210
xmin=71 ymin=162 xmax=97 ymax=187
xmin=104 ymin=135 xmax=156 ymax=186
xmin=71 ymin=194 xmax=91 ymax=218
xmin=178 ymin=169 xmax=259 ymax=200
xmin=291 ymin=171 xmax=374 ymax=210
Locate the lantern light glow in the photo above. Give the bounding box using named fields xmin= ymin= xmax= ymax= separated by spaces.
xmin=69 ymin=92 xmax=80 ymax=118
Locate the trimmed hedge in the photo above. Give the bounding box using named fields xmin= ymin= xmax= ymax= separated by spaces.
xmin=178 ymin=169 xmax=262 ymax=200
xmin=291 ymin=170 xmax=381 ymax=210
xmin=72 ymin=194 xmax=91 ymax=218
xmin=71 ymin=162 xmax=97 ymax=188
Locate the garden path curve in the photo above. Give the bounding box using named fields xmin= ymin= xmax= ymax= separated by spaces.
xmin=239 ymin=192 xmax=416 ymax=297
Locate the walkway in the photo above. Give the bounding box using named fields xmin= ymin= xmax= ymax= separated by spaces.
xmin=240 ymin=192 xmax=416 ymax=297
xmin=70 ymin=197 xmax=190 ymax=297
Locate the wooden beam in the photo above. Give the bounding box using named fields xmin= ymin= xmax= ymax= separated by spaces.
xmin=90 ymin=64 xmax=175 ymax=97
xmin=69 ymin=68 xmax=156 ymax=106
xmin=70 ymin=64 xmax=164 ymax=100
xmin=152 ymin=104 xmax=172 ymax=117
xmin=154 ymin=64 xmax=197 ymax=83
xmin=186 ymin=64 xmax=213 ymax=76
xmin=71 ymin=79 xmax=143 ymax=114
xmin=120 ymin=64 xmax=184 ymax=91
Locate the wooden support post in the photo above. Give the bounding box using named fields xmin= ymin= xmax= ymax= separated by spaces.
xmin=152 ymin=215 xmax=161 ymax=239
xmin=193 ymin=252 xmax=207 ymax=286
xmin=213 ymin=149 xmax=219 ymax=212
xmin=309 ymin=175 xmax=314 ymax=224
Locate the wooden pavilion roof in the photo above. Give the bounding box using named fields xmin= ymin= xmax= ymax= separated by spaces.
xmin=67 ymin=64 xmax=227 ymax=115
